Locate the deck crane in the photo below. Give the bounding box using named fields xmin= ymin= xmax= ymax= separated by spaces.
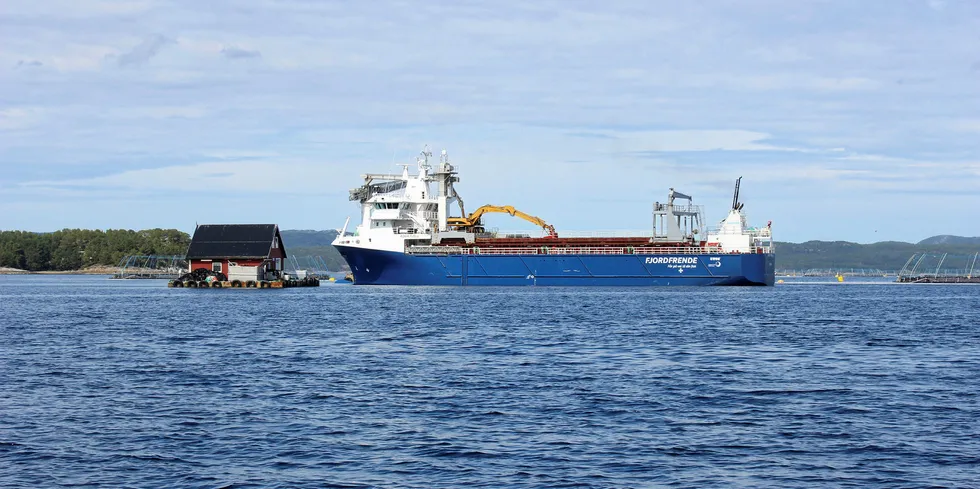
xmin=446 ymin=205 xmax=558 ymax=238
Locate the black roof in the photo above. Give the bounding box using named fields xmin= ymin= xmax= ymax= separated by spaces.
xmin=185 ymin=224 xmax=286 ymax=259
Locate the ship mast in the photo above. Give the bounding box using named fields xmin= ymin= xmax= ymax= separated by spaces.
xmin=732 ymin=176 xmax=743 ymax=211
xmin=431 ymin=149 xmax=461 ymax=232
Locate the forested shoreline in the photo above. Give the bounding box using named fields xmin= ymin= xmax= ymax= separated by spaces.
xmin=0 ymin=229 xmax=190 ymax=271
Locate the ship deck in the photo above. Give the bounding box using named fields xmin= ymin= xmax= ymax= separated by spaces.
xmin=442 ymin=236 xmax=689 ymax=248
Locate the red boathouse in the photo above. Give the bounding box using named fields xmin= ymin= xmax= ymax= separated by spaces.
xmin=185 ymin=224 xmax=287 ymax=281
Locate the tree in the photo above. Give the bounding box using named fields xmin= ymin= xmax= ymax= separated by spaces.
xmin=0 ymin=228 xmax=191 ymax=271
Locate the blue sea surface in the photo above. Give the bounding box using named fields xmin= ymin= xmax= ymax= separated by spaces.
xmin=1 ymin=275 xmax=977 ymax=488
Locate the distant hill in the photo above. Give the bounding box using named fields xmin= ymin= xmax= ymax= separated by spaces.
xmin=280 ymin=229 xmax=340 ymax=248
xmin=776 ymin=235 xmax=980 ymax=271
xmin=916 ymin=235 xmax=980 ymax=246
xmin=279 ymin=229 xmax=348 ymax=271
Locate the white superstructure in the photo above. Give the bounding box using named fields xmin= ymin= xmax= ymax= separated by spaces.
xmin=333 ymin=150 xmax=772 ymax=256
xmin=705 ymin=177 xmax=773 ymax=253
xmin=332 ymin=147 xmax=460 ymax=253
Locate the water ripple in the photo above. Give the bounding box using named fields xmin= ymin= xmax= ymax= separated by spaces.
xmin=1 ymin=276 xmax=978 ymax=487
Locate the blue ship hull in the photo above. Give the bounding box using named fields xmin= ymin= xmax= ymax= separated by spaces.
xmin=336 ymin=246 xmax=776 ymax=286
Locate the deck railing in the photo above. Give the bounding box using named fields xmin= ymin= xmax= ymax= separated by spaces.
xmin=486 ymin=229 xmax=656 ymax=239
xmin=706 ymin=226 xmax=772 ymax=237
xmin=407 ymin=246 xmax=770 ymax=256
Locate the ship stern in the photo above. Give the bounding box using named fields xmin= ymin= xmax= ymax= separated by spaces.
xmin=741 ymin=252 xmax=776 ymax=286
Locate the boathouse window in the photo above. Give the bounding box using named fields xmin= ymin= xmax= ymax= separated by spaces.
xmin=212 ymin=262 xmax=222 ymax=273
xmin=273 ymin=237 xmax=279 ymax=248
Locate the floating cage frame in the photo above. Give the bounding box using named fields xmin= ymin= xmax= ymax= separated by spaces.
xmin=112 ymin=255 xmax=188 ymax=279
xmin=897 ymin=252 xmax=980 ymax=283
xmin=801 ymin=268 xmax=890 ymax=277
xmin=286 ymin=255 xmax=334 ymax=277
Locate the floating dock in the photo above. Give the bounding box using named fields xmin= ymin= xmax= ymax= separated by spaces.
xmin=168 ymin=277 xmax=320 ymax=288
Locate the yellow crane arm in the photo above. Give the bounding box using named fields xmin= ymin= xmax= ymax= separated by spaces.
xmin=447 ymin=205 xmax=557 ymax=237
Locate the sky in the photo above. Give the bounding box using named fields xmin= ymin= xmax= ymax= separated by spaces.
xmin=2 ymin=0 xmax=979 ymax=243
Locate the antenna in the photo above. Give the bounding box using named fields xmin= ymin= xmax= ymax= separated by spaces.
xmin=415 ymin=145 xmax=434 ymax=175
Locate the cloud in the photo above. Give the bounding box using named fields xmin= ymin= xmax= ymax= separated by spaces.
xmin=104 ymin=106 xmax=209 ymax=119
xmin=202 ymin=150 xmax=281 ymax=160
xmin=746 ymin=45 xmax=812 ymax=63
xmin=835 ymin=154 xmax=907 ymax=163
xmin=720 ymin=75 xmax=880 ymax=92
xmin=0 ymin=108 xmax=45 ymax=130
xmin=9 ymin=0 xmax=157 ymax=17
xmin=577 ymin=130 xmax=817 ymax=153
xmin=117 ymin=34 xmax=171 ymax=66
xmin=3 ymin=0 xmax=980 ymax=241
xmin=220 ymin=46 xmax=261 ymax=59
xmin=948 ymin=120 xmax=980 ymax=133
xmin=20 ymin=160 xmax=344 ymax=196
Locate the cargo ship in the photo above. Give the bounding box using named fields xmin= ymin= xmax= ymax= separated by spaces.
xmin=332 ymin=148 xmax=775 ymax=286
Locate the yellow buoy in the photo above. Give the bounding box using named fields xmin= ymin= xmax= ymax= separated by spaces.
xmin=836 ymin=273 xmax=844 ymax=282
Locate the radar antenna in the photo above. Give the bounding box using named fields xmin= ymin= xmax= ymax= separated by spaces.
xmin=418 ymin=145 xmax=433 ymax=170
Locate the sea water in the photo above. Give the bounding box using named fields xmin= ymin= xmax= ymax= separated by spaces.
xmin=1 ymin=275 xmax=977 ymax=488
